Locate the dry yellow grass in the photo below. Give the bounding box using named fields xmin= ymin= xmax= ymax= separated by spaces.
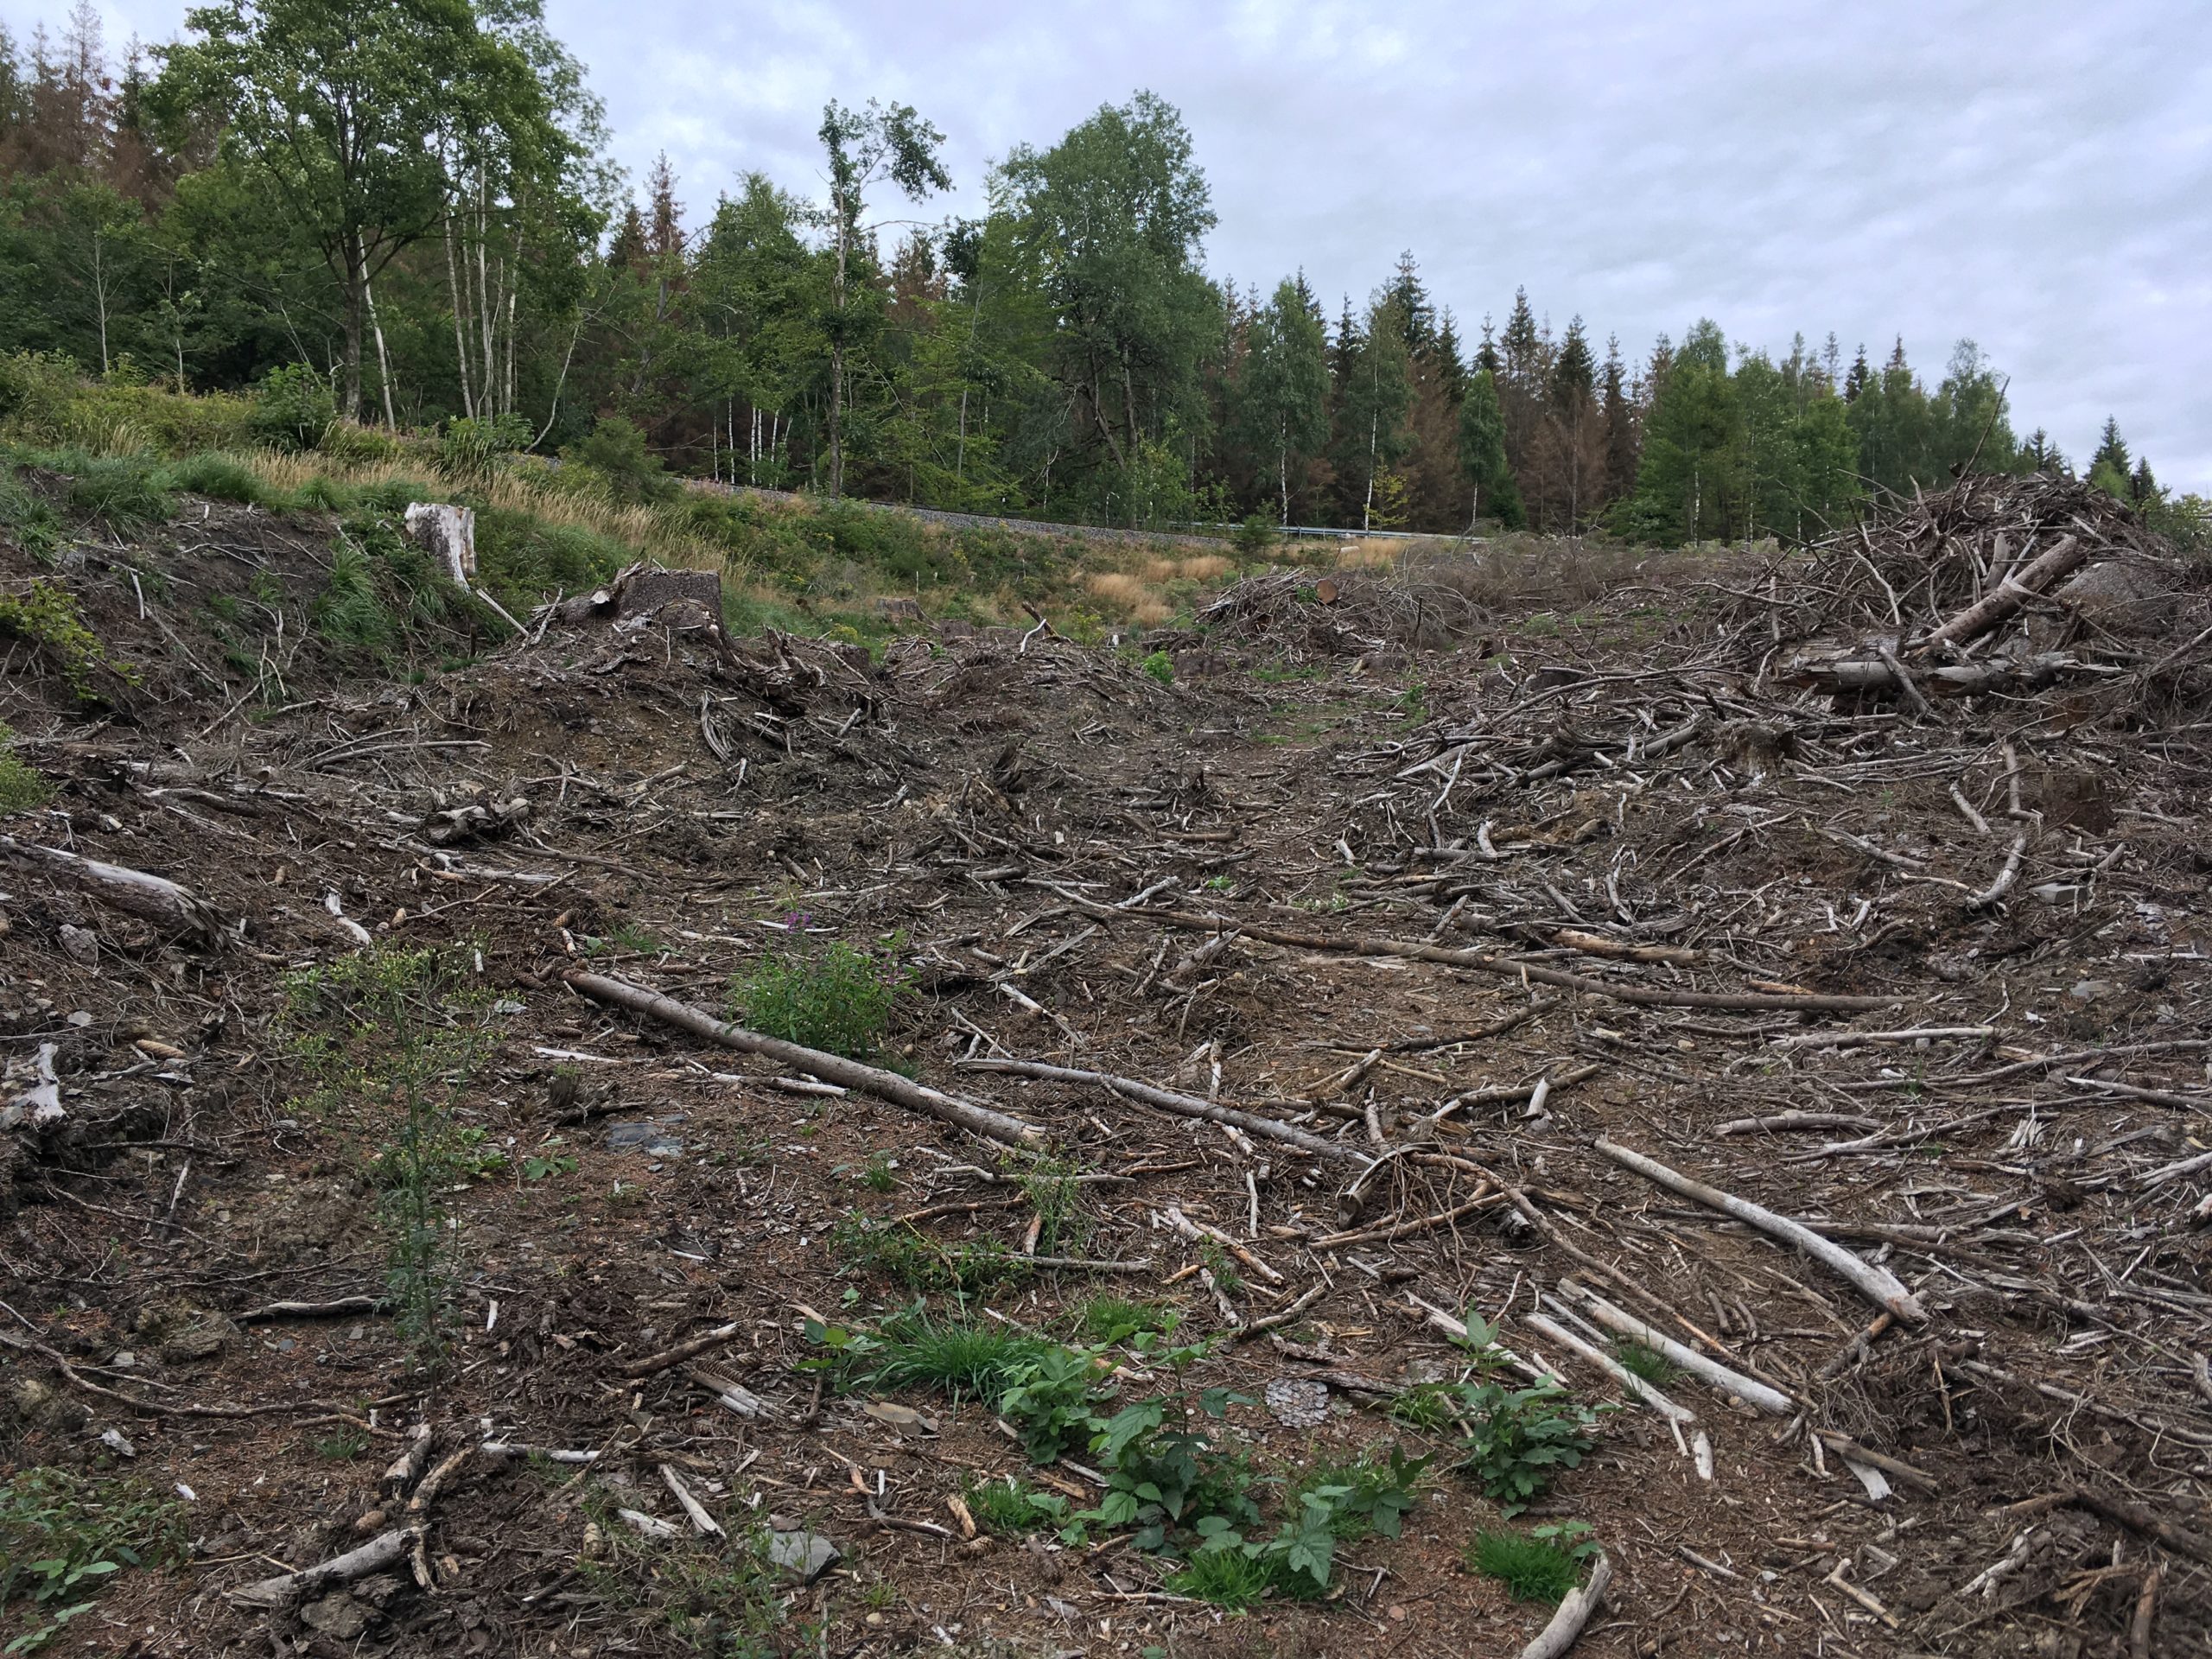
xmin=1084 ymin=569 xmax=1174 ymax=625
xmin=1141 ymin=553 xmax=1232 ymax=583
xmin=1332 ymin=537 xmax=1432 ymax=569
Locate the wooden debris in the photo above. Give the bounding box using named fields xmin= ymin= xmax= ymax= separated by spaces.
xmin=1592 ymin=1138 xmax=1927 ymax=1322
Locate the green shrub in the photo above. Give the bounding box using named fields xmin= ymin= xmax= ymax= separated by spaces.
xmin=1233 ymin=512 xmax=1277 ymax=560
xmin=562 ymin=415 xmax=677 ymax=504
xmin=1467 ymin=1522 xmax=1596 ymax=1605
xmin=0 ymin=722 xmax=51 ymax=813
xmin=283 ymin=945 xmax=495 ymax=1362
xmin=996 ymin=1344 xmax=1107 ymax=1462
xmin=0 ymin=580 xmax=133 ymax=702
xmin=0 ymin=353 xmax=83 ymax=440
xmin=1449 ymin=1378 xmax=1605 ymax=1515
xmin=1070 ymin=1296 xmax=1175 ymax=1346
xmin=732 ymin=936 xmax=911 ymax=1058
xmin=1287 ymin=1446 xmax=1428 ymax=1541
xmin=251 ymin=364 xmax=336 ymax=452
xmin=1140 ymin=649 xmax=1174 ymax=684
xmin=0 ymin=1467 xmax=187 ymax=1652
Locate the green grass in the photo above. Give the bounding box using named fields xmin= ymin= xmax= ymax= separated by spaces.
xmin=157 ymin=449 xmax=273 ymax=505
xmin=863 ymin=1306 xmax=1046 ymax=1402
xmin=1611 ymin=1339 xmax=1677 ymax=1385
xmin=1468 ymin=1526 xmax=1588 ymax=1605
xmin=1069 ymin=1295 xmax=1176 ymax=1346
xmin=60 ymin=451 xmax=174 ymax=528
xmin=963 ymin=1478 xmax=1066 ymax=1536
xmin=1011 ymin=1153 xmax=1095 ymax=1256
xmin=1165 ymin=1544 xmax=1275 ymax=1610
xmin=309 ymin=1427 xmax=371 ymax=1460
xmin=829 ymin=1214 xmax=1033 ymax=1299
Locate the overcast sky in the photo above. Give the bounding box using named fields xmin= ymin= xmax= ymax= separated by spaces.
xmin=22 ymin=0 xmax=2212 ymax=487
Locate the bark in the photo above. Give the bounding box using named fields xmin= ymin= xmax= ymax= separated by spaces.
xmin=1913 ymin=534 xmax=2085 ymax=651
xmin=563 ymin=970 xmax=1043 ymax=1147
xmin=0 ymin=836 xmax=227 ymax=943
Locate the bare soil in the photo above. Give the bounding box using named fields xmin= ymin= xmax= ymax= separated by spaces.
xmin=3 ymin=492 xmax=2211 ymax=1659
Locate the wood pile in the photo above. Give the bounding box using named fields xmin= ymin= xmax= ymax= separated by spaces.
xmin=1770 ymin=473 xmax=2211 ymax=721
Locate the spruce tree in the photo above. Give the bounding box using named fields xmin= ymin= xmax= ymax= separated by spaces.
xmin=1459 ymin=366 xmax=1522 ymax=529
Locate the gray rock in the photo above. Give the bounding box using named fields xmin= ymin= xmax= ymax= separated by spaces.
xmin=607 ymin=1117 xmax=685 ymax=1154
xmin=2069 ymin=979 xmax=2119 ymax=1003
xmin=767 ymin=1529 xmax=841 ymax=1584
xmin=300 ymin=1592 xmax=370 ymax=1640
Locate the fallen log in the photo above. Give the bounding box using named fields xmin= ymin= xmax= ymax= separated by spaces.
xmin=565 ymin=970 xmax=1043 ymax=1148
xmin=0 ymin=835 xmax=228 ymax=943
xmin=1560 ymin=1282 xmax=1796 ymax=1415
xmin=1520 ymin=1554 xmax=1611 ymax=1659
xmin=1132 ymin=910 xmax=1897 ymax=1014
xmin=228 ymin=1527 xmax=416 ymax=1607
xmin=954 ymin=1055 xmax=1370 ymax=1166
xmin=1593 ymin=1138 xmax=1927 ymax=1322
xmin=1914 ymin=533 xmax=2084 ymax=650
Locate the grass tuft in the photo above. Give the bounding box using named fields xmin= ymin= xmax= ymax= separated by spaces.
xmin=1610 ymin=1339 xmax=1677 ymax=1385
xmin=1164 ymin=1544 xmax=1274 ymax=1610
xmin=1468 ymin=1525 xmax=1588 ymax=1605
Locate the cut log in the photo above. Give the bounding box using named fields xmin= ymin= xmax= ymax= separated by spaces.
xmin=1912 ymin=533 xmax=2083 ymax=651
xmin=1592 ymin=1139 xmax=1927 ymax=1322
xmin=563 ymin=969 xmax=1042 ymax=1147
xmin=228 ymin=1527 xmax=416 ymax=1606
xmin=0 ymin=836 xmax=228 ymax=943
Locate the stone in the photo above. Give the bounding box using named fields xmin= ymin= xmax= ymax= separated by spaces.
xmin=58 ymin=925 xmax=99 ymax=968
xmin=767 ymin=1530 xmax=841 ymax=1585
xmin=2069 ymin=979 xmax=2119 ymax=1003
xmin=606 ymin=1117 xmax=685 ymax=1154
xmin=299 ymin=1592 xmax=370 ymax=1641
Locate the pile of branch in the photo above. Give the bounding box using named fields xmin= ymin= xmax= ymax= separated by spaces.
xmin=1772 ymin=473 xmax=2209 ymax=721
xmin=1185 ymin=569 xmax=1489 ymax=657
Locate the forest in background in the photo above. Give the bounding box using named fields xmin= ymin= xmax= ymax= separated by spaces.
xmin=2 ymin=0 xmax=2204 ymax=550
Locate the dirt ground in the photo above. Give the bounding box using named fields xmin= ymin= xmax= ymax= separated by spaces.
xmin=4 ymin=485 xmax=2211 ymax=1658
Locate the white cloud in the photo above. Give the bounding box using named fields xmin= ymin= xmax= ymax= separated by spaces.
xmin=12 ymin=0 xmax=2209 ymax=485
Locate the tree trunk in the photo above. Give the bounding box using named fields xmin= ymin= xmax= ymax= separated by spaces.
xmin=340 ymin=235 xmax=365 ymax=423
xmin=443 ymin=213 xmax=475 ymax=421
xmin=366 ymin=273 xmax=397 ymax=430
